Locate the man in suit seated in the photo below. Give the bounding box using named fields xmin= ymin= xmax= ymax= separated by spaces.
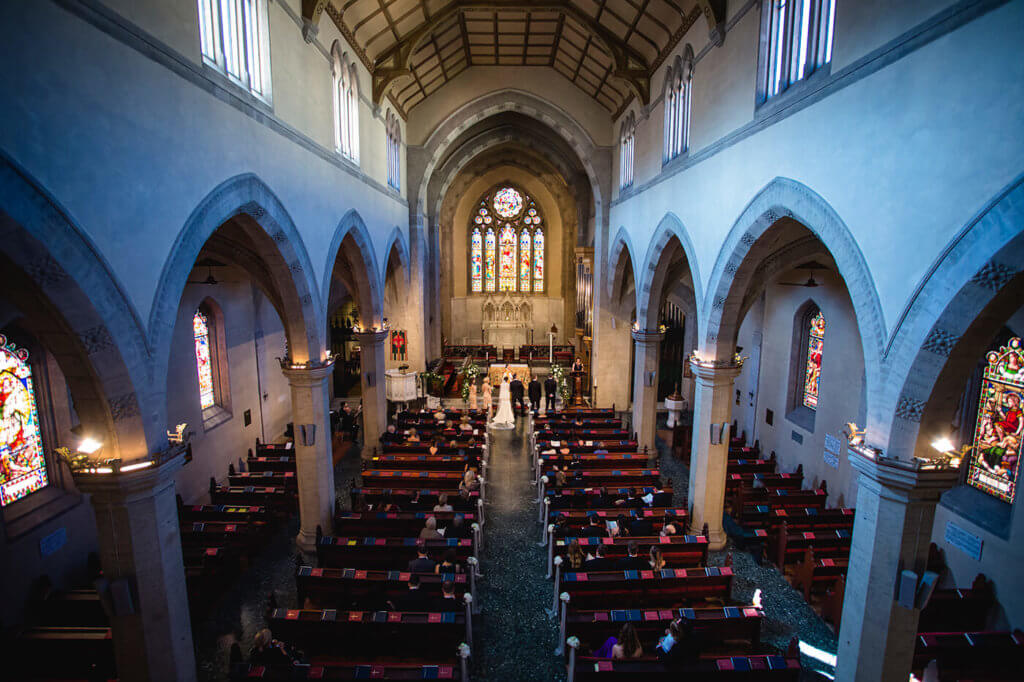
xmin=528 ymin=377 xmax=542 ymax=416
xmin=581 ymin=545 xmax=617 ymax=572
xmin=389 ymin=574 xmax=436 ymax=612
xmin=580 ymin=514 xmax=609 ymax=537
xmin=379 ymin=424 xmax=400 ymax=443
xmin=407 ymin=543 xmax=436 ymax=573
xmin=510 ymin=374 xmax=526 ymax=414
xmin=629 ymin=514 xmax=655 ymax=537
xmin=544 ymin=375 xmax=558 ymax=413
xmin=616 ymin=541 xmax=650 ymax=570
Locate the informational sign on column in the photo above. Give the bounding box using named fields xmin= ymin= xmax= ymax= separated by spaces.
xmin=823 ymin=433 xmax=842 ymax=469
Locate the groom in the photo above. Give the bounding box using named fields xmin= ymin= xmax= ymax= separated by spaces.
xmin=510 ymin=374 xmax=526 ymax=414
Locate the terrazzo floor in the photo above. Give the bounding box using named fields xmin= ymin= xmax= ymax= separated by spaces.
xmin=194 ymin=413 xmax=838 ymax=681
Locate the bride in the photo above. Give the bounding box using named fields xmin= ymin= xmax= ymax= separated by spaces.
xmin=490 ymin=373 xmax=515 ymax=428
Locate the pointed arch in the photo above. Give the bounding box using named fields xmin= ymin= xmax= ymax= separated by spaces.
xmin=323 ymin=209 xmax=384 ymax=326
xmin=637 ymin=212 xmax=704 ymax=331
xmin=881 ymin=172 xmax=1024 ymax=458
xmin=0 ymin=151 xmax=152 ymax=458
xmin=607 ymin=226 xmax=640 ymax=312
xmin=702 ymin=177 xmax=884 ymax=405
xmin=382 ymin=226 xmax=411 ymax=290
xmin=152 ymin=173 xmax=324 ymax=385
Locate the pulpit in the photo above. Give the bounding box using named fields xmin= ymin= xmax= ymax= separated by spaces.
xmin=385 ymin=369 xmax=418 ymax=410
xmin=571 ymin=370 xmax=586 ymax=406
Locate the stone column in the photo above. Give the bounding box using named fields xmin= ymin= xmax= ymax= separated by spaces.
xmin=835 ymin=452 xmax=959 ymax=682
xmin=355 ymin=330 xmax=389 ymax=458
xmin=631 ymin=328 xmax=665 ymax=453
xmin=72 ymin=449 xmax=196 ymax=682
xmin=281 ymin=361 xmax=336 ymax=550
xmin=686 ymin=358 xmax=743 ymax=550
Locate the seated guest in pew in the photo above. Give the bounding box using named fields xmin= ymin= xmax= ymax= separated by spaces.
xmin=581 ymin=515 xmax=609 ymax=538
xmin=408 ymin=543 xmax=436 ymax=573
xmin=613 ymin=488 xmax=645 ymax=509
xmin=439 ymin=580 xmax=459 ymax=608
xmin=629 ymin=513 xmax=654 ymax=536
xmin=594 ymin=623 xmax=644 ymax=659
xmin=660 ymin=514 xmax=681 ymax=537
xmin=459 ymin=416 xmax=473 ymax=433
xmin=611 ymin=514 xmax=631 ymax=538
xmin=429 ymin=439 xmax=441 ymax=456
xmin=459 ymin=470 xmax=480 ymax=498
xmin=380 ymin=424 xmax=400 ymax=443
xmin=616 ymin=542 xmax=650 ymax=570
xmin=567 ymin=539 xmax=586 ymax=570
xmin=379 ymin=493 xmax=402 ymax=513
xmin=656 ymin=618 xmax=701 ymax=669
xmin=435 ymin=549 xmax=464 ymax=574
xmin=581 ymin=545 xmax=617 ymax=572
xmin=463 ymin=450 xmax=481 ymax=474
xmin=408 ymin=428 xmax=421 ymax=443
xmin=553 ymin=466 xmax=568 ymax=488
xmin=390 ymin=575 xmax=435 ymax=612
xmin=649 ymin=546 xmax=666 ymax=570
xmin=250 ymin=628 xmax=300 ymax=666
xmin=433 ymin=493 xmax=454 ymax=512
xmin=419 ymin=517 xmax=444 ymax=540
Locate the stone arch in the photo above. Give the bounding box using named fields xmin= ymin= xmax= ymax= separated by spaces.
xmin=382 ymin=226 xmax=411 ymax=291
xmin=0 ymin=152 xmax=153 ymax=458
xmin=637 ymin=212 xmax=704 ymax=332
xmin=152 ymin=174 xmax=324 ymax=384
xmin=881 ymin=172 xmax=1024 ymax=458
xmin=323 ymin=209 xmax=384 ymax=326
xmin=607 ymin=226 xmax=640 ymax=311
xmin=702 ymin=177 xmax=884 ymax=402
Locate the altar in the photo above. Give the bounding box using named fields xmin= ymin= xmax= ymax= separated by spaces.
xmin=486 ymin=363 xmax=531 ymax=387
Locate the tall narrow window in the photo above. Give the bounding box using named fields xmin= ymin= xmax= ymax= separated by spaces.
xmin=196 ymin=0 xmax=272 ymax=101
xmin=194 ymin=310 xmax=216 ymax=410
xmin=470 ymin=227 xmax=483 ymax=293
xmin=386 ymin=110 xmax=401 ymax=190
xmin=968 ymin=337 xmax=1024 ymax=503
xmin=468 ymin=186 xmax=544 ymax=294
xmin=802 ymin=310 xmax=825 ymax=409
xmin=619 ymin=112 xmax=636 ymax=189
xmin=484 ymin=227 xmax=496 ymax=292
xmin=762 ymin=0 xmax=835 ymax=100
xmin=332 ymin=48 xmax=360 ymax=163
xmin=664 ymin=53 xmax=693 ymax=162
xmin=0 ymin=337 xmax=48 ymax=506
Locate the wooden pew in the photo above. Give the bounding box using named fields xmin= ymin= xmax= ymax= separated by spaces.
xmin=268 ymin=607 xmax=466 ymax=658
xmin=247 ymin=455 xmax=296 ymax=472
xmin=733 ymin=487 xmax=828 ymax=514
xmin=371 ymin=455 xmax=472 ymax=470
xmin=295 ymin=566 xmax=469 ymax=608
xmin=179 ymin=503 xmax=269 ymax=524
xmin=727 ymin=456 xmax=776 ymax=474
xmin=361 ymin=469 xmax=467 ymax=488
xmin=555 ymin=535 xmax=708 ymax=567
xmin=558 ymin=567 xmax=734 ymax=609
xmin=211 ymin=485 xmax=294 ymax=511
xmin=567 ymin=605 xmax=763 ymax=649
xmin=179 ymin=521 xmax=256 ymax=548
xmin=30 ymin=590 xmax=107 ymax=627
xmin=913 ymin=630 xmax=1024 ymax=678
xmin=255 ymin=442 xmax=294 ymax=456
xmin=542 ymin=408 xmax=617 ymax=419
xmin=335 ymin=511 xmax=478 ymax=537
xmin=350 ymin=487 xmax=479 ymax=511
xmin=539 ymin=453 xmax=649 ymax=470
xmin=316 ymin=536 xmax=475 ymax=569
xmin=544 ymin=468 xmax=663 ymax=488
xmin=14 ymin=626 xmax=116 ymax=679
xmin=381 ymin=443 xmax=485 ymax=456
xmin=774 ymin=525 xmax=851 ymax=567
xmin=546 ymin=486 xmax=673 ymax=510
xmin=569 ymin=654 xmax=800 ymax=680
xmin=791 ymin=549 xmax=849 ymax=599
xmin=918 ymin=574 xmax=994 ymax=632
xmin=550 ymin=507 xmax=688 ymax=530
xmin=725 ymin=472 xmax=803 ymax=493
xmin=229 ymin=470 xmax=297 ymax=489
xmin=538 ymin=441 xmax=640 ymax=455
xmin=538 ymin=429 xmax=633 ymax=440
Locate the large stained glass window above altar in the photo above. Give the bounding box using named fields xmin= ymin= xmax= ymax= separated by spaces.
xmin=469 ymin=185 xmax=543 ymax=294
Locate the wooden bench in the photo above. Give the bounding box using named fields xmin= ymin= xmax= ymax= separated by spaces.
xmin=569 ymin=654 xmax=800 ymax=680
xmin=268 ymin=608 xmax=467 ymax=657
xmin=247 ymin=455 xmax=296 ymax=472
xmin=350 ymin=488 xmax=479 ymax=511
xmin=546 ymin=486 xmax=673 ymax=509
xmin=211 ymin=485 xmax=294 ymax=510
xmin=550 ymin=507 xmax=688 ymax=529
xmin=255 ymin=442 xmax=294 ymax=456
xmin=791 ymin=549 xmax=849 ymax=599
xmin=369 ymin=454 xmax=473 ymax=471
xmin=335 ymin=511 xmax=478 ymax=537
xmin=555 ymin=535 xmax=708 ymax=567
xmin=231 ymin=661 xmax=461 ymax=680
xmin=734 ymin=488 xmax=828 ymax=513
xmin=725 ymin=472 xmax=802 ymax=493
xmin=316 ymin=536 xmax=475 ymax=569
xmin=918 ymin=574 xmax=994 ymax=632
xmin=15 ymin=626 xmax=116 ymax=679
xmin=567 ymin=605 xmax=763 ymax=650
xmin=543 ymin=408 xmax=617 ymax=419
xmin=538 ymin=442 xmax=640 ymax=456
xmin=913 ymin=630 xmax=1024 ymax=676
xmin=361 ymin=470 xmax=468 ymax=488
xmin=558 ymin=567 xmax=733 ymax=609
xmin=727 ymin=456 xmax=776 ymax=474
xmin=179 ymin=503 xmax=269 ymax=524
xmin=179 ymin=521 xmax=256 ymax=548
xmin=30 ymin=590 xmax=107 ymax=627
xmin=545 ymin=469 xmax=663 ymax=488
xmin=295 ymin=566 xmax=469 ymax=609
xmin=774 ymin=526 xmax=851 ymax=567
xmin=229 ymin=470 xmax=297 ymax=489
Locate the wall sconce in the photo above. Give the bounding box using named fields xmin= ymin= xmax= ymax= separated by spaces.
xmin=167 ymin=423 xmax=189 ymax=444
xmin=843 ymin=422 xmax=865 ymax=446
xmin=928 ymin=437 xmax=971 ymax=468
xmin=78 ymin=437 xmax=103 ymax=454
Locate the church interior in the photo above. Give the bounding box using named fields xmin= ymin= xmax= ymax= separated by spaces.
xmin=0 ymin=0 xmax=1022 ymax=680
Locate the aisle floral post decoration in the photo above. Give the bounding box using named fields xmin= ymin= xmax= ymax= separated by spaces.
xmin=550 ymin=363 xmax=572 ymax=404
xmin=459 ymin=357 xmax=482 ymax=402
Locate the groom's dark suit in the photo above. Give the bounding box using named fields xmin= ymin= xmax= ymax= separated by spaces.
xmin=510 ymin=377 xmax=526 ymax=414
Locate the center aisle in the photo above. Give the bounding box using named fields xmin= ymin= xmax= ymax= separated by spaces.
xmin=474 ymin=415 xmax=565 ymax=681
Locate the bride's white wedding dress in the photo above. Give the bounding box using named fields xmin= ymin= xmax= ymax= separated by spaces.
xmin=491 ymin=376 xmax=515 ymax=428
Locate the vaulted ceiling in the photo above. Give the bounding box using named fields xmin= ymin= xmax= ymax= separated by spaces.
xmin=314 ymin=0 xmax=725 ymax=117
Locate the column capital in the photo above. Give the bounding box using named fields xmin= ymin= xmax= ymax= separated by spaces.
xmin=353 ymin=329 xmax=390 ymax=346
xmin=849 ymin=448 xmax=960 ymax=503
xmin=631 ymin=328 xmax=665 ymax=344
xmin=69 ymin=443 xmax=187 ymax=503
xmin=280 ymin=358 xmax=336 ymax=385
xmin=688 ymin=355 xmax=744 ymax=384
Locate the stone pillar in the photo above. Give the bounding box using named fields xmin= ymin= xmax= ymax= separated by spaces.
xmin=631 ymin=329 xmax=665 ymax=453
xmin=686 ymin=358 xmax=743 ymax=550
xmin=835 ymin=452 xmax=959 ymax=682
xmin=281 ymin=361 xmax=336 ymax=550
xmin=355 ymin=330 xmax=389 ymax=458
xmin=73 ymin=449 xmax=196 ymax=682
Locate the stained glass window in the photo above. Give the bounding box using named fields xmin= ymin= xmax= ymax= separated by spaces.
xmin=802 ymin=310 xmax=825 ymax=409
xmin=968 ymin=337 xmax=1024 ymax=503
xmin=493 ymin=187 xmax=523 ymax=218
xmin=498 ymin=225 xmax=517 ymax=292
xmin=519 ymin=229 xmax=531 ymax=292
xmin=533 ymin=229 xmax=545 ymax=292
xmin=0 ymin=337 xmax=48 ymax=506
xmin=470 ymin=228 xmax=483 ymax=293
xmin=194 ymin=310 xmax=215 ymax=409
xmin=469 ymin=187 xmax=543 ymax=294
xmin=484 ymin=228 xmax=496 ymax=292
